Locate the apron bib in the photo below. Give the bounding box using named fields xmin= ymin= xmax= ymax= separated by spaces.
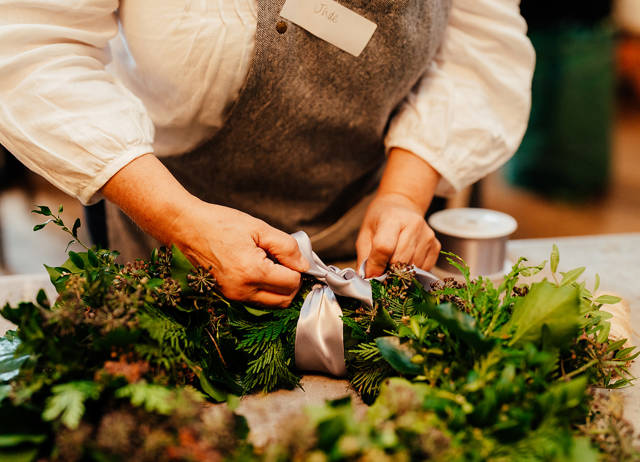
xmin=107 ymin=0 xmax=451 ymax=262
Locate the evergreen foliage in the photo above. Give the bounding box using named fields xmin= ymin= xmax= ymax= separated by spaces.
xmin=0 ymin=206 xmax=637 ymax=461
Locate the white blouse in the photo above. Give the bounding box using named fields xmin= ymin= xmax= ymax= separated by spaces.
xmin=0 ymin=0 xmax=534 ymax=205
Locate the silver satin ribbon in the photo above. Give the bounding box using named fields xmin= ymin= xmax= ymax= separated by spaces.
xmin=292 ymin=231 xmax=439 ymax=376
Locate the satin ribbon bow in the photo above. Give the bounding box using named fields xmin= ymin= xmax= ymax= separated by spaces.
xmin=291 ymin=231 xmax=439 ymax=376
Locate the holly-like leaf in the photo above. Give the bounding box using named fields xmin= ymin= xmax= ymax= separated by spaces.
xmin=42 ymin=381 xmax=101 ymax=429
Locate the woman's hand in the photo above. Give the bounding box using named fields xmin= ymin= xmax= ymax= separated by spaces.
xmin=357 ymin=192 xmax=440 ymax=277
xmin=101 ymin=154 xmax=308 ymax=307
xmin=356 ymin=147 xmax=442 ymax=277
xmin=174 ymin=201 xmax=308 ymax=307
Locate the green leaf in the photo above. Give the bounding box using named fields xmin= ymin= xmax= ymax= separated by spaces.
xmin=0 ymin=447 xmax=38 ymax=462
xmin=71 ymin=218 xmax=81 ymax=238
xmin=594 ymin=274 xmax=600 ymax=292
xmin=0 ymin=384 xmax=11 ymax=403
xmin=244 ymin=306 xmax=270 ymax=317
xmin=68 ymin=251 xmax=85 ymax=270
xmin=375 ymin=337 xmax=421 ymax=375
xmin=115 ymin=382 xmax=174 ymax=414
xmin=559 ymin=267 xmax=585 ymax=287
xmin=371 ymin=305 xmax=396 ymax=336
xmin=31 ymin=206 xmax=52 ymax=217
xmin=0 ymin=434 xmax=46 ymax=447
xmin=550 ymin=244 xmax=559 ymax=273
xmin=504 ymin=281 xmax=582 ymax=348
xmin=42 ymin=381 xmax=100 ymax=429
xmin=594 ymin=294 xmax=621 ymax=305
xmin=170 ymin=245 xmax=195 ymax=290
xmin=32 ymin=224 xmax=46 ymax=232
xmin=418 ymin=299 xmax=494 ymax=352
xmin=35 ymin=290 xmax=49 ymax=309
xmin=197 ymin=372 xmax=228 ymax=402
xmin=568 ymin=437 xmax=599 ymax=462
xmin=58 ymin=204 xmax=64 ymax=214
xmin=0 ymin=336 xmax=28 ymax=382
xmin=87 ymin=249 xmax=99 ymax=267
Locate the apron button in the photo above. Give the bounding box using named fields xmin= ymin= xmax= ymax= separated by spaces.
xmin=276 ymin=20 xmax=288 ymax=34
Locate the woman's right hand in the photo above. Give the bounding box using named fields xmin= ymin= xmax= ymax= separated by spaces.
xmin=101 ymin=154 xmax=308 ymax=307
xmin=173 ymin=200 xmax=308 ymax=307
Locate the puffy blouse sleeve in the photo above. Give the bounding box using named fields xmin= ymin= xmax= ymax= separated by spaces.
xmin=0 ymin=0 xmax=154 ymax=204
xmin=385 ymin=0 xmax=536 ymax=197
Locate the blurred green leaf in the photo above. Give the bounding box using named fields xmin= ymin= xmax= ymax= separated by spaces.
xmin=504 ymin=281 xmax=582 ymax=348
xmin=594 ymin=295 xmax=621 ymax=305
xmin=375 ymin=337 xmax=421 ymax=375
xmin=42 ymin=381 xmax=100 ymax=429
xmin=550 ymin=244 xmax=559 ymax=274
xmin=0 ymin=336 xmax=28 ymax=382
xmin=560 ymin=267 xmax=586 ymax=287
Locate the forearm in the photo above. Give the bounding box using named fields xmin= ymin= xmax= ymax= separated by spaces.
xmin=100 ymin=154 xmax=200 ymax=246
xmin=377 ymin=147 xmax=441 ymax=214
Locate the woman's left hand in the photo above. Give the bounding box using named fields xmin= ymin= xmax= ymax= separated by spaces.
xmin=356 ymin=192 xmax=440 ymax=277
xmin=355 ymin=147 xmax=442 ymax=278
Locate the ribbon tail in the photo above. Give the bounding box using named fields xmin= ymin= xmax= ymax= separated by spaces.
xmin=294 ymin=286 xmax=347 ymax=376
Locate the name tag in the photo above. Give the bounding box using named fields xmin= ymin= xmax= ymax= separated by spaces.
xmin=280 ymin=0 xmax=377 ymax=57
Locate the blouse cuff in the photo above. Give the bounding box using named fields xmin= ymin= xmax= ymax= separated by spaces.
xmin=79 ymin=145 xmax=153 ymax=205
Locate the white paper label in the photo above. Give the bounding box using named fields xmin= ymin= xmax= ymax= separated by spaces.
xmin=280 ymin=0 xmax=377 ymax=57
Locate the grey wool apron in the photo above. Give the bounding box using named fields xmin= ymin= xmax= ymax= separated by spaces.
xmin=106 ymin=0 xmax=451 ymax=263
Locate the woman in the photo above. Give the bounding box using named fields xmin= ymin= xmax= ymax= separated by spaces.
xmin=0 ymin=0 xmax=534 ymax=307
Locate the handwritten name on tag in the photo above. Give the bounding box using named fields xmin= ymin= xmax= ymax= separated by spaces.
xmin=280 ymin=0 xmax=377 ymax=57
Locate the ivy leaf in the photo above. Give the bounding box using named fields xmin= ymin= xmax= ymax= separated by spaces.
xmin=115 ymin=382 xmax=174 ymax=414
xmin=559 ymin=267 xmax=585 ymax=287
xmin=375 ymin=337 xmax=421 ymax=375
xmin=550 ymin=244 xmax=559 ymax=274
xmin=0 ymin=335 xmax=28 ymax=382
xmin=594 ymin=295 xmax=621 ymax=305
xmin=42 ymin=381 xmax=101 ymax=429
xmin=504 ymin=281 xmax=582 ymax=348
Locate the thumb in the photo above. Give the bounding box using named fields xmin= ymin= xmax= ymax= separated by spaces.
xmin=256 ymin=227 xmax=309 ymax=273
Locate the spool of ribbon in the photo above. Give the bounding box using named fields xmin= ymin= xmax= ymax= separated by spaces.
xmin=291 ymin=231 xmax=440 ymax=377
